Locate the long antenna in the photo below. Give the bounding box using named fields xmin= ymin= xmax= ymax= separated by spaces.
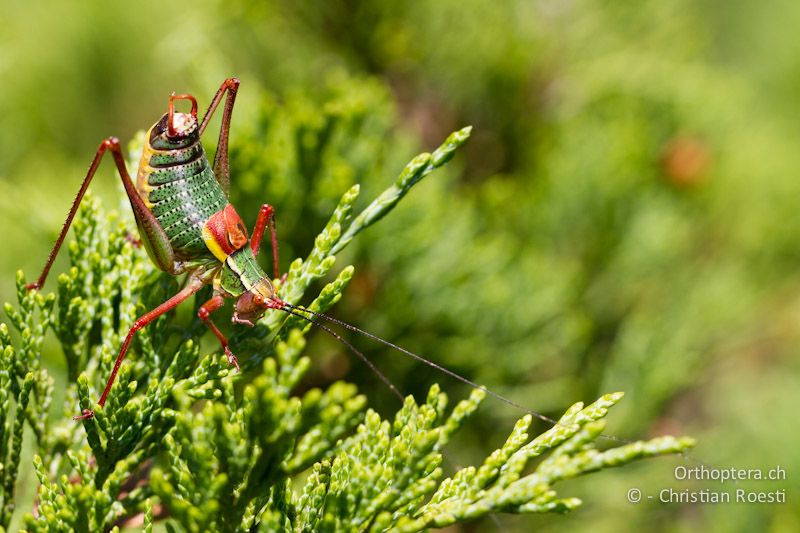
xmin=278 ymin=301 xmax=568 ymax=428
xmin=278 ymin=306 xmax=403 ymax=401
xmin=272 ymin=302 xmax=714 ymax=466
xmin=280 ymin=305 xmax=516 ymax=533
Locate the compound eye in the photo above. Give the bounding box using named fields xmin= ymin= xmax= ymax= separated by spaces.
xmin=253 ymin=293 xmax=265 ymax=306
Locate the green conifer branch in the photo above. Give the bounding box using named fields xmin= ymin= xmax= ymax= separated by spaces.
xmin=331 ymin=126 xmax=472 ymax=256
xmin=0 ymin=120 xmax=692 ymax=532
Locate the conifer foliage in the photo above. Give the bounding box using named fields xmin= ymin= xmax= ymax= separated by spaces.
xmin=1 ymin=115 xmax=691 ymax=532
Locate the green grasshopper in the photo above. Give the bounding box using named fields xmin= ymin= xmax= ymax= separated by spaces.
xmin=27 ymin=78 xmax=295 ymax=420
xmin=27 ymin=78 xmax=534 ymax=424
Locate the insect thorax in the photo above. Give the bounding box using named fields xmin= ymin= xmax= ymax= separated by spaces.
xmin=218 ymin=247 xmax=275 ymax=300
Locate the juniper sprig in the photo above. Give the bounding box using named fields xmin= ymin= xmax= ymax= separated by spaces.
xmin=1 ymin=123 xmax=693 ymax=532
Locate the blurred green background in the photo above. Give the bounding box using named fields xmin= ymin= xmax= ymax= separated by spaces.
xmin=1 ymin=0 xmax=799 ymax=531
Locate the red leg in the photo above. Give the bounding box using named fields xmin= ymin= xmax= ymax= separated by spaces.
xmin=198 ymin=294 xmax=239 ymax=371
xmin=250 ymin=204 xmax=281 ymax=280
xmin=28 ymin=137 xmax=173 ymax=290
xmin=25 ymin=137 xmax=144 ymax=290
xmin=74 ymin=279 xmax=204 ymax=420
xmin=198 ymin=77 xmax=240 ymax=194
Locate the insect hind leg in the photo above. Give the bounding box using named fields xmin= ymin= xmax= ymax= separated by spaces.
xmin=198 ymin=77 xmax=240 ymax=194
xmin=27 ymin=137 xmax=176 ymax=290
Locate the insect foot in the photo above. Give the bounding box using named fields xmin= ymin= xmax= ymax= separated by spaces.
xmin=225 ymin=347 xmax=240 ymax=372
xmin=73 ymin=409 xmax=95 ymax=421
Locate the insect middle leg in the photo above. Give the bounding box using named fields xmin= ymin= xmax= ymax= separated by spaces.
xmin=197 ymin=294 xmax=240 ymax=371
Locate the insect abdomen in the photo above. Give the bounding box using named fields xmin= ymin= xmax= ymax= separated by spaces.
xmin=136 ymin=128 xmax=227 ymax=260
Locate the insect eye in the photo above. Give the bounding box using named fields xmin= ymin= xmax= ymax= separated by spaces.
xmin=254 ymin=294 xmax=264 ymax=305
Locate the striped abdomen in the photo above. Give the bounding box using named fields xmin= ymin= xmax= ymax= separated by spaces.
xmin=136 ymin=116 xmax=227 ymax=261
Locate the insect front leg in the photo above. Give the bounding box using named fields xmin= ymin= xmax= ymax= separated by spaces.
xmin=75 ymin=278 xmax=205 ymax=420
xmin=249 ymin=204 xmax=282 ymax=281
xmin=27 ymin=137 xmax=177 ymax=290
xmin=197 ymin=293 xmax=240 ymax=371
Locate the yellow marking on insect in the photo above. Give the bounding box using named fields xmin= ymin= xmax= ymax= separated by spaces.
xmin=138 ymin=170 xmax=155 ymax=208
xmin=136 ymin=126 xmax=160 ymax=208
xmin=202 ymin=225 xmax=230 ymax=263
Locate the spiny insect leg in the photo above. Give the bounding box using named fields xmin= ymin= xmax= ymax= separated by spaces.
xmin=74 ymin=278 xmax=205 ymax=420
xmin=198 ymin=294 xmax=239 ymax=372
xmin=250 ymin=204 xmax=281 ymax=280
xmin=198 ymin=77 xmax=240 ymax=194
xmin=27 ymin=137 xmax=168 ymax=290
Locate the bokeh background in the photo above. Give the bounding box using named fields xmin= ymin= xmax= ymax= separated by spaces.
xmin=1 ymin=1 xmax=799 ymax=531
